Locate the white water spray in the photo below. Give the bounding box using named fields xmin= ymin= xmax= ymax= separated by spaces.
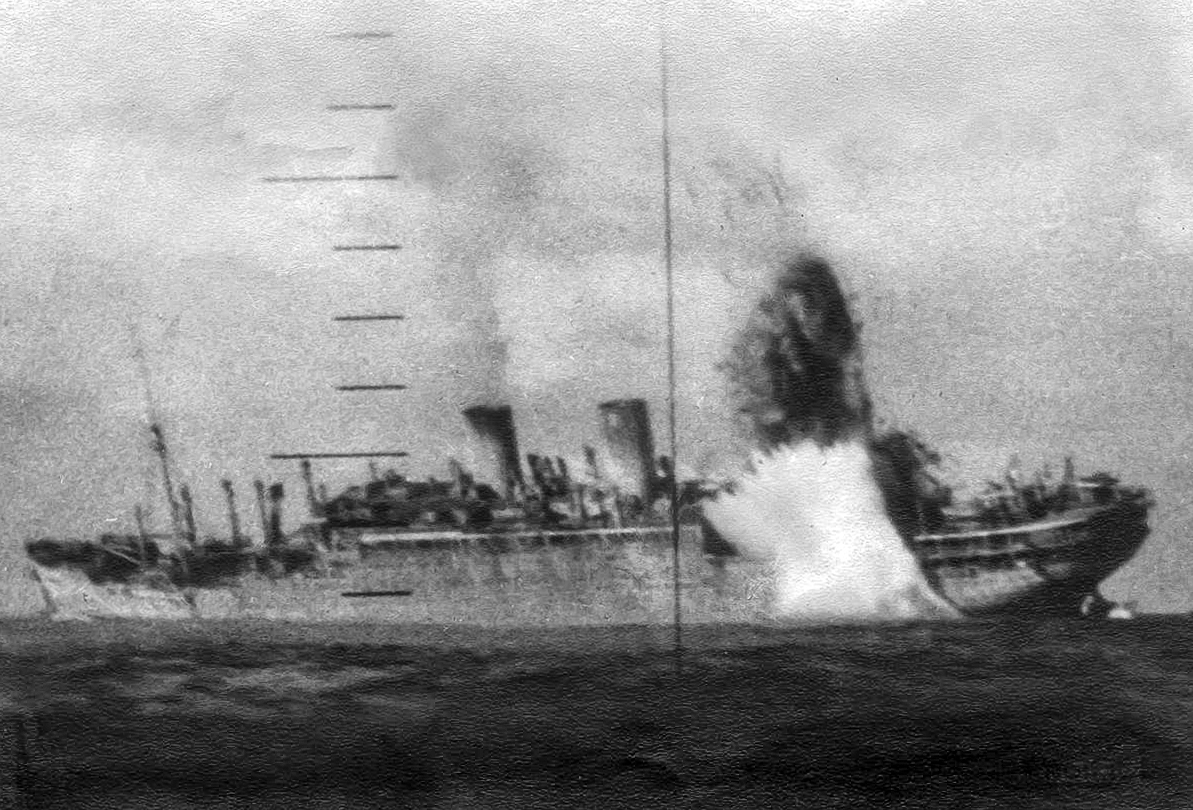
xmin=704 ymin=440 xmax=958 ymax=622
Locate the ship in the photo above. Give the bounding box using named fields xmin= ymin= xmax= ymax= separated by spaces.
xmin=19 ymin=256 xmax=1154 ymax=622
xmin=273 ymin=398 xmax=1155 ymax=620
xmin=20 ymin=397 xmax=1152 ymax=621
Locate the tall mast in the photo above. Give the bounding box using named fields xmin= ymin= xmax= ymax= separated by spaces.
xmin=179 ymin=484 xmax=198 ymax=545
xmin=151 ymin=423 xmax=186 ymax=543
xmin=130 ymin=322 xmax=186 ymax=543
xmin=222 ymin=479 xmax=245 ymax=548
xmin=254 ymin=480 xmax=269 ymax=546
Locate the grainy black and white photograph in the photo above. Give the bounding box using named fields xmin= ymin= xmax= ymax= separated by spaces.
xmin=2 ymin=0 xmax=1193 ymax=806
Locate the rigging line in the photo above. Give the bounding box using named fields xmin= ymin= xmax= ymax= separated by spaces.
xmin=128 ymin=321 xmax=159 ymax=521
xmin=659 ymin=0 xmax=682 ymax=665
xmin=128 ymin=322 xmax=158 ymax=422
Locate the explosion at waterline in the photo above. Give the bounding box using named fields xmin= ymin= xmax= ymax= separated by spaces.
xmin=705 ymin=256 xmax=959 ymax=622
xmin=705 ymin=442 xmax=956 ymax=621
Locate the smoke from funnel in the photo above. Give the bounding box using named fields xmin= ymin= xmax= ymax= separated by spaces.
xmin=707 ymin=255 xmax=957 ymax=622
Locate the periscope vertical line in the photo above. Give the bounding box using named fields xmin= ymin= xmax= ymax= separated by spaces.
xmin=659 ymin=0 xmax=682 ymax=667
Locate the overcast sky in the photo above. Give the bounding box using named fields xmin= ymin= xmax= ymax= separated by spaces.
xmin=2 ymin=0 xmax=1192 ymax=609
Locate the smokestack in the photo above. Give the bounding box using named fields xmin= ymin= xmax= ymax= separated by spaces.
xmin=462 ymin=405 xmax=524 ymax=497
xmin=598 ymin=399 xmax=656 ymax=504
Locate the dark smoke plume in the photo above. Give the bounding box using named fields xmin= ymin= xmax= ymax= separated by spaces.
xmin=722 ymin=254 xmax=873 ymax=448
xmin=721 ymin=254 xmax=949 ymax=541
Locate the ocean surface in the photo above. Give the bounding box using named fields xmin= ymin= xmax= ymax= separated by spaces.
xmin=1 ymin=616 xmax=1192 ymax=809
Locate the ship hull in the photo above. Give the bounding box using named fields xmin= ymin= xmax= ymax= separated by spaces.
xmin=913 ymin=499 xmax=1150 ymax=616
xmin=314 ymin=495 xmax=1149 ymax=622
xmin=23 ymin=495 xmax=1150 ymax=623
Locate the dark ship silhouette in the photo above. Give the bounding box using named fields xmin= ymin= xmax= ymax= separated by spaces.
xmin=24 ymin=396 xmax=1151 ymax=619
xmin=23 ymin=258 xmax=1153 ymax=620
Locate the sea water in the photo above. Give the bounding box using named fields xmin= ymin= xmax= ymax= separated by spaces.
xmin=2 ymin=616 xmax=1191 ymax=808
